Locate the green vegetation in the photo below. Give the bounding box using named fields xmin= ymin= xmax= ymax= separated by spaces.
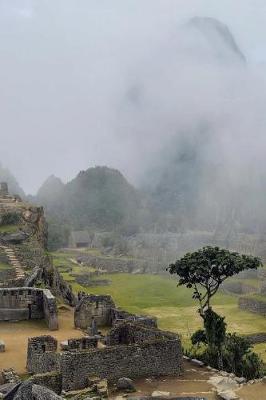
xmin=168 ymin=246 xmax=262 ymax=317
xmin=168 ymin=247 xmax=264 ymax=377
xmin=0 ymin=262 xmax=10 ymax=270
xmin=0 ymin=224 xmax=19 ymax=233
xmin=37 ymin=167 xmax=144 ymax=250
xmin=63 ymin=272 xmax=266 ymax=363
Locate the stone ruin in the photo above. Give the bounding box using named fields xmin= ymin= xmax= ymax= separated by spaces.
xmin=74 ymin=294 xmax=115 ymax=330
xmin=74 ymin=293 xmax=157 ymax=332
xmin=0 ymin=287 xmax=58 ymax=330
xmin=25 ymin=294 xmax=183 ymax=394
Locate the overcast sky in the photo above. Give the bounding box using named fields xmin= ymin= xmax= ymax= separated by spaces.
xmin=1 ymin=0 xmax=266 ymax=193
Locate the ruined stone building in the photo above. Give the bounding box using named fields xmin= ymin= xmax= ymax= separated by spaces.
xmin=26 ymin=294 xmax=183 ymax=394
xmin=0 ymin=287 xmax=58 ymax=330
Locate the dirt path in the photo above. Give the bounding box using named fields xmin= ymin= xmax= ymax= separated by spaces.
xmin=237 ymin=382 xmax=266 ymax=400
xmin=112 ymin=362 xmax=216 ymax=400
xmin=0 ymin=308 xmax=84 ymax=374
xmin=113 ymin=362 xmax=266 ymax=400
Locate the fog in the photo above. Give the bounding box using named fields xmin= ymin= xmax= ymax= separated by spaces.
xmin=1 ymin=0 xmax=266 ymax=194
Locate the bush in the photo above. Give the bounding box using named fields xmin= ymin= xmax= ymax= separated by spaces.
xmin=187 ymin=330 xmax=265 ymax=379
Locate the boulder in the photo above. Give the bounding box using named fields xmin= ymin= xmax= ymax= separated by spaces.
xmin=117 ymin=377 xmax=136 ymax=393
xmin=13 ymin=382 xmax=64 ymax=400
xmin=32 ymin=385 xmax=64 ymax=399
xmin=217 ymin=390 xmax=239 ymax=400
xmin=3 ymin=231 xmax=28 ymax=245
xmin=190 ymin=359 xmax=204 ymax=367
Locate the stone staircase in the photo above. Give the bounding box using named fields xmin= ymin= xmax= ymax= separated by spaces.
xmin=0 ymin=245 xmax=25 ymax=282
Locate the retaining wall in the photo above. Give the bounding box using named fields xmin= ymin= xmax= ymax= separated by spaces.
xmin=61 ymin=338 xmax=182 ymax=391
xmin=239 ymin=296 xmax=266 ymax=316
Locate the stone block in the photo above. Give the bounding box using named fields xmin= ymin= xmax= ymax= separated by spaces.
xmin=0 ymin=340 xmax=5 ymax=352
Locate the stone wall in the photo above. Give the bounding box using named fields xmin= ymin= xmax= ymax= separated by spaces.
xmin=61 ymin=336 xmax=98 ymax=351
xmin=27 ymin=336 xmax=59 ymax=374
xmin=244 ymin=332 xmax=266 ymax=344
xmin=42 ymin=289 xmax=59 ymax=330
xmin=260 ymin=280 xmax=266 ymax=295
xmin=106 ymin=321 xmax=175 ymax=346
xmin=61 ymin=338 xmax=182 ymax=391
xmin=0 ymin=287 xmax=58 ymax=330
xmin=239 ymin=296 xmax=266 ymax=316
xmin=28 ymin=371 xmax=62 ymax=395
xmin=76 ymin=253 xmax=161 ymax=274
xmin=222 ymin=281 xmax=256 ymax=295
xmin=27 ymin=326 xmax=182 ymax=393
xmin=74 ymin=294 xmax=115 ymax=329
xmin=75 ymin=294 xmax=157 ymax=331
xmin=110 ymin=308 xmax=157 ymax=328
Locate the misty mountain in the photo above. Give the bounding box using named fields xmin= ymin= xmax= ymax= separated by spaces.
xmin=36 ymin=175 xmax=65 ymax=211
xmin=37 ymin=166 xmax=143 ymax=234
xmin=0 ymin=163 xmax=25 ymax=197
xmin=185 ymin=17 xmax=246 ymax=64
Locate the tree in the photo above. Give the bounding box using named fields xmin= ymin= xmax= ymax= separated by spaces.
xmin=168 ymin=246 xmax=262 ymax=317
xmin=168 ymin=246 xmax=264 ymax=377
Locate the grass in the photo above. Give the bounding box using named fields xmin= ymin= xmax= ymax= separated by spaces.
xmin=0 ymin=224 xmax=19 ymax=233
xmin=0 ymin=262 xmax=10 ymax=270
xmin=65 ymin=272 xmax=266 ymax=334
xmin=53 ymin=251 xmax=266 ymax=362
xmin=66 ymin=272 xmax=266 ymax=362
xmin=245 ymin=293 xmax=266 ymax=303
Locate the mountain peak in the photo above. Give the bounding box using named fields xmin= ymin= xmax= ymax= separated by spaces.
xmin=185 ymin=16 xmax=246 ymax=64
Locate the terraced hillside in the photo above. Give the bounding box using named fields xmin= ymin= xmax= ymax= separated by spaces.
xmin=0 ymin=184 xmax=75 ymax=304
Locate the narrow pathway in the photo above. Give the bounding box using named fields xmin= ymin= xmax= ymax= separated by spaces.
xmin=0 ymin=245 xmax=25 ymax=282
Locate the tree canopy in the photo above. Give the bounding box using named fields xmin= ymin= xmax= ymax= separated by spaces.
xmin=168 ymin=246 xmax=262 ymax=316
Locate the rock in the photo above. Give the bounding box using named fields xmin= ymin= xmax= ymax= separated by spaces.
xmin=117 ymin=378 xmax=136 ymax=393
xmin=0 ymin=340 xmax=5 ymax=352
xmin=151 ymin=391 xmax=170 ymax=397
xmin=0 ymin=382 xmax=18 ymax=395
xmin=208 ymin=376 xmax=239 ymax=392
xmin=32 ymin=385 xmax=64 ymax=399
xmin=3 ymin=231 xmax=28 ymax=245
xmin=96 ymin=379 xmax=108 ymax=398
xmin=190 ymin=359 xmax=204 ymax=367
xmin=235 ymin=376 xmax=246 ymax=384
xmin=13 ymin=382 xmax=64 ymax=400
xmin=217 ymin=390 xmax=239 ymax=400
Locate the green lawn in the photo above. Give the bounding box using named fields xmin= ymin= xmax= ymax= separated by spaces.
xmin=57 ymin=266 xmax=266 ymax=361
xmin=64 ymin=272 xmax=266 ymax=334
xmin=0 ymin=262 xmax=10 ymax=270
xmin=0 ymin=224 xmax=19 ymax=233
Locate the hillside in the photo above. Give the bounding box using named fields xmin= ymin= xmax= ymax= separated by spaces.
xmin=36 ymin=167 xmax=146 ymax=242
xmin=0 ymin=183 xmax=75 ymax=304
